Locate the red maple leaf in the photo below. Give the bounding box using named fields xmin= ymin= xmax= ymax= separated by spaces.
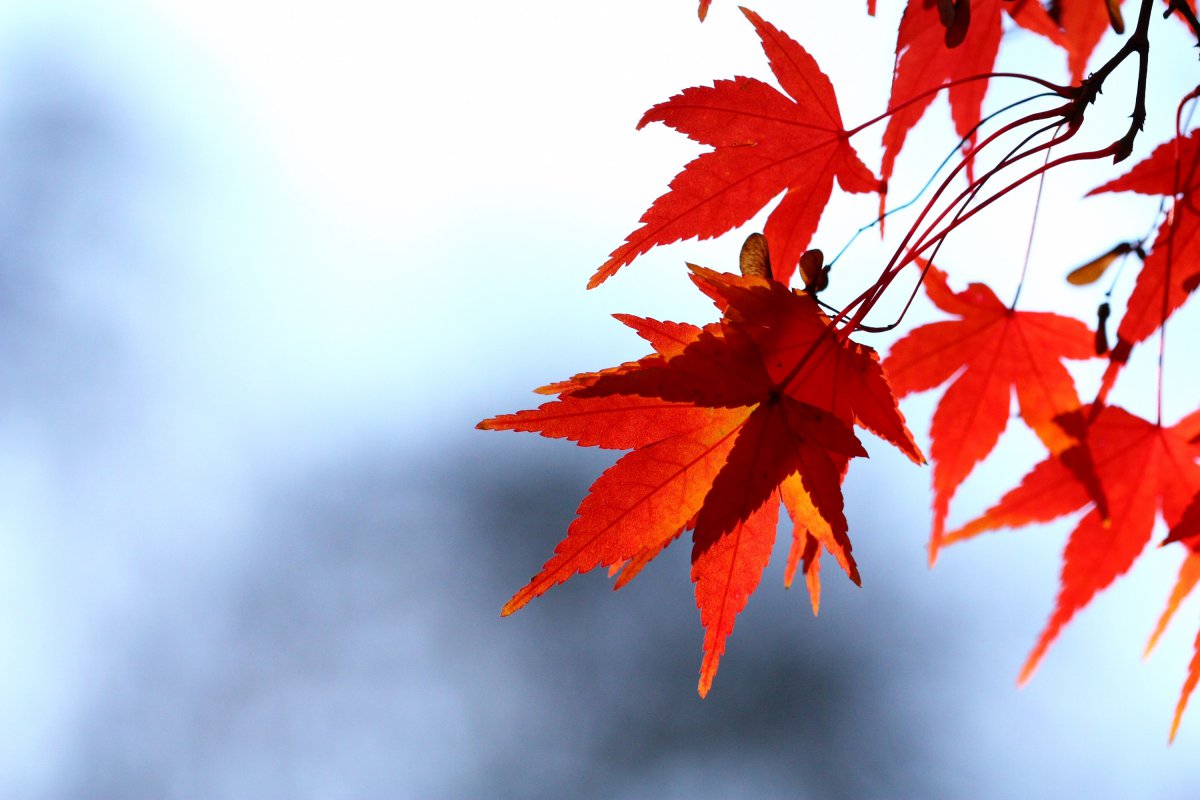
xmin=1088 ymin=129 xmax=1200 ymax=198
xmin=884 ymin=265 xmax=1095 ymax=560
xmin=944 ymin=405 xmax=1200 ymax=693
xmin=481 ymin=261 xmax=921 ymax=695
xmin=1087 ymin=130 xmax=1200 ymax=394
xmin=1052 ymin=0 xmax=1125 ymax=83
xmin=592 ymin=8 xmax=882 ymax=289
xmin=701 ymin=2 xmax=880 ymax=24
xmin=881 ymin=0 xmax=1062 ymax=189
xmin=532 ymin=315 xmax=702 ymax=397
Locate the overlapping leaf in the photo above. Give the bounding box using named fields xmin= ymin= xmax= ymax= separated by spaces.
xmin=884 ymin=265 xmax=1094 ymax=560
xmin=1051 ymin=0 xmax=1126 ymax=83
xmin=1089 ymin=130 xmax=1200 ymax=197
xmin=944 ymin=406 xmax=1200 ymax=708
xmin=488 ymin=0 xmax=1200 ymax=738
xmin=881 ymin=0 xmax=1062 ymax=189
xmin=593 ymin=8 xmax=882 ymax=289
xmin=781 ymin=461 xmax=857 ymax=616
xmin=481 ymin=264 xmax=921 ymax=695
xmin=1088 ymin=130 xmax=1200 ymax=374
xmin=1167 ymin=491 xmax=1200 ymax=546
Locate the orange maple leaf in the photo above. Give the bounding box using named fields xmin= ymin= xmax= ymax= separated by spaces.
xmin=884 ymin=265 xmax=1095 ymax=561
xmin=945 ymin=405 xmax=1200 ymax=713
xmin=1175 ymin=628 xmax=1200 ymax=742
xmin=593 ymin=8 xmax=882 ymax=289
xmin=481 ymin=262 xmax=921 ymax=695
xmin=780 ymin=462 xmax=857 ymax=616
xmin=1145 ymin=535 xmax=1200 ymax=741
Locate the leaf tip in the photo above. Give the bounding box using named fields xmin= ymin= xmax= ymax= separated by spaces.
xmin=1016 ymin=662 xmax=1037 ymax=688
xmin=698 ymin=643 xmax=724 ymax=698
xmin=1018 ymin=638 xmax=1051 ymax=687
xmin=1144 ymin=636 xmax=1160 ymax=660
xmin=805 ymin=562 xmax=822 ymax=616
xmin=501 ymin=588 xmax=532 ymax=617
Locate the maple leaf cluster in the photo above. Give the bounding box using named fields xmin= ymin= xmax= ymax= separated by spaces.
xmin=484 ymin=253 xmax=922 ymax=695
xmin=482 ymin=0 xmax=1200 ymax=738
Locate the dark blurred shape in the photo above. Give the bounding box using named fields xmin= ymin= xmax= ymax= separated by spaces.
xmin=0 ymin=49 xmax=147 ymax=442
xmin=57 ymin=434 xmax=956 ymax=799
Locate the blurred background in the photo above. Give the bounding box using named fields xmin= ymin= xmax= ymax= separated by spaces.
xmin=0 ymin=1 xmax=1198 ymax=797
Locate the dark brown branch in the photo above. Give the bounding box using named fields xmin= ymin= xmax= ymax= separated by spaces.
xmin=1166 ymin=0 xmax=1200 ymax=51
xmin=1072 ymin=0 xmax=1155 ymax=161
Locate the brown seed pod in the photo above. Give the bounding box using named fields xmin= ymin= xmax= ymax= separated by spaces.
xmin=1106 ymin=0 xmax=1125 ymax=34
xmin=1066 ymin=242 xmax=1135 ymax=286
xmin=739 ymin=232 xmax=772 ymax=279
xmin=800 ymin=248 xmax=828 ymax=293
xmin=941 ymin=0 xmax=971 ymax=48
xmin=1095 ymin=301 xmax=1111 ymax=356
